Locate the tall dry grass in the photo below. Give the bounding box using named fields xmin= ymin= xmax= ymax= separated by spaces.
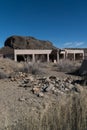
xmin=19 ymin=62 xmax=44 ymax=75
xmin=5 ymin=91 xmax=87 ymax=130
xmin=54 ymin=59 xmax=81 ymax=73
xmin=40 ymin=92 xmax=87 ymax=130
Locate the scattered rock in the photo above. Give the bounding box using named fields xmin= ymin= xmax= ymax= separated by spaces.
xmin=10 ymin=72 xmax=83 ymax=97
xmin=38 ymin=92 xmax=44 ymax=97
xmin=71 ymin=86 xmax=79 ymax=93
xmin=49 ymin=76 xmax=56 ymax=80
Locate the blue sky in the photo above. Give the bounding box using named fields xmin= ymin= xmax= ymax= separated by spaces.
xmin=0 ymin=0 xmax=87 ymax=48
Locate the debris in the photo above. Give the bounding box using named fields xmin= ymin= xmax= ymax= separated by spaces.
xmin=10 ymin=73 xmax=82 ymax=97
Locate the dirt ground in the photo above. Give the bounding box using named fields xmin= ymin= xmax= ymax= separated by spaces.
xmin=0 ymin=58 xmax=85 ymax=129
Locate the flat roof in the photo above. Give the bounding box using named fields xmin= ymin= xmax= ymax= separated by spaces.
xmin=14 ymin=49 xmax=52 ymax=55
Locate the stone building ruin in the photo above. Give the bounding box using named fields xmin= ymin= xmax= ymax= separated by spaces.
xmin=14 ymin=48 xmax=85 ymax=63
xmin=0 ymin=35 xmax=86 ymax=62
xmin=14 ymin=49 xmax=60 ymax=63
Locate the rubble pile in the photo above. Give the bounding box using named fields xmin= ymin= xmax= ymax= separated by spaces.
xmin=9 ymin=72 xmax=84 ymax=97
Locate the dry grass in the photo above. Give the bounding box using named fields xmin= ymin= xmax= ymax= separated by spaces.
xmin=0 ymin=58 xmax=87 ymax=130
xmin=53 ymin=59 xmax=81 ymax=73
xmin=0 ymin=58 xmax=23 ymax=74
xmin=19 ymin=62 xmax=44 ymax=75
xmin=0 ymin=58 xmax=42 ymax=77
xmin=5 ymin=91 xmax=87 ymax=130
xmin=0 ymin=71 xmax=8 ymax=79
xmin=40 ymin=92 xmax=87 ymax=130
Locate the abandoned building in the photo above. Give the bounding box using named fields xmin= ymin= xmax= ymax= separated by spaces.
xmin=14 ymin=48 xmax=86 ymax=62
xmin=0 ymin=44 xmax=86 ymax=63
xmin=0 ymin=47 xmax=14 ymax=59
xmin=0 ymin=35 xmax=86 ymax=62
xmin=60 ymin=48 xmax=84 ymax=61
xmin=84 ymin=49 xmax=87 ymax=59
xmin=14 ymin=49 xmax=60 ymax=62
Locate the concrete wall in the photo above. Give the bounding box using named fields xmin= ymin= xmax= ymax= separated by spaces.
xmin=15 ymin=49 xmax=52 ymax=55
xmin=14 ymin=49 xmax=85 ymax=62
xmin=60 ymin=49 xmax=84 ymax=61
xmin=14 ymin=49 xmax=52 ymax=62
xmin=84 ymin=49 xmax=87 ymax=59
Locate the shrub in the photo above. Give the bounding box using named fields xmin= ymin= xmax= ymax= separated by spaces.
xmin=5 ymin=92 xmax=87 ymax=130
xmin=0 ymin=71 xmax=8 ymax=79
xmin=55 ymin=59 xmax=80 ymax=73
xmin=20 ymin=62 xmax=43 ymax=75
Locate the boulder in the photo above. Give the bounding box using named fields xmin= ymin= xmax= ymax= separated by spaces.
xmin=4 ymin=35 xmax=55 ymax=49
xmin=78 ymin=60 xmax=87 ymax=77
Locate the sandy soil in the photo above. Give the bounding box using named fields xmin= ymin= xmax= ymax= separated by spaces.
xmin=0 ymin=59 xmax=84 ymax=129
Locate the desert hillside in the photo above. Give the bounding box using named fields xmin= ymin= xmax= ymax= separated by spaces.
xmin=0 ymin=36 xmax=56 ymax=59
xmin=4 ymin=35 xmax=56 ymax=49
xmin=0 ymin=58 xmax=87 ymax=130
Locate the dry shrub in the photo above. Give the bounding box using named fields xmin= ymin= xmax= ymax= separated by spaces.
xmin=20 ymin=62 xmax=43 ymax=75
xmin=6 ymin=91 xmax=87 ymax=130
xmin=0 ymin=58 xmax=22 ymax=74
xmin=0 ymin=58 xmax=45 ymax=78
xmin=0 ymin=71 xmax=8 ymax=79
xmin=55 ymin=59 xmax=80 ymax=73
xmin=40 ymin=92 xmax=87 ymax=130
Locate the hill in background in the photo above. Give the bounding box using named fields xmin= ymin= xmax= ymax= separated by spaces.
xmin=4 ymin=35 xmax=56 ymax=49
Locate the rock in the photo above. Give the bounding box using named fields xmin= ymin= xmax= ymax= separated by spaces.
xmin=46 ymin=83 xmax=54 ymax=91
xmin=18 ymin=97 xmax=28 ymax=102
xmin=41 ymin=84 xmax=49 ymax=92
xmin=71 ymin=86 xmax=79 ymax=93
xmin=52 ymin=88 xmax=64 ymax=96
xmin=55 ymin=78 xmax=60 ymax=83
xmin=38 ymin=77 xmax=47 ymax=83
xmin=4 ymin=35 xmax=55 ymax=49
xmin=10 ymin=77 xmax=17 ymax=81
xmin=38 ymin=92 xmax=44 ymax=97
xmin=59 ymin=83 xmax=65 ymax=91
xmin=19 ymin=79 xmax=31 ymax=88
xmin=49 ymin=76 xmax=56 ymax=81
xmin=18 ymin=97 xmax=26 ymax=102
xmin=19 ymin=83 xmax=27 ymax=88
xmin=23 ymin=79 xmax=29 ymax=84
xmin=32 ymin=87 xmax=40 ymax=95
xmin=64 ymin=88 xmax=70 ymax=93
xmin=29 ymin=76 xmax=34 ymax=82
xmin=75 ymin=84 xmax=84 ymax=92
xmin=11 ymin=73 xmax=84 ymax=97
xmin=63 ymin=76 xmax=72 ymax=83
xmin=67 ymin=84 xmax=74 ymax=90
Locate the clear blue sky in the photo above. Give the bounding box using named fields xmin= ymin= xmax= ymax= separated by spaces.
xmin=0 ymin=0 xmax=87 ymax=48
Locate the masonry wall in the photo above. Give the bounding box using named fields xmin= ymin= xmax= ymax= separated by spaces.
xmin=14 ymin=49 xmax=52 ymax=62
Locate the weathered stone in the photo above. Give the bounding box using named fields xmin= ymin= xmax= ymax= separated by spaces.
xmin=71 ymin=86 xmax=79 ymax=93
xmin=23 ymin=79 xmax=29 ymax=84
xmin=41 ymin=84 xmax=49 ymax=92
xmin=38 ymin=92 xmax=44 ymax=97
xmin=18 ymin=97 xmax=27 ymax=102
xmin=32 ymin=87 xmax=40 ymax=94
xmin=49 ymin=76 xmax=56 ymax=80
xmin=52 ymin=88 xmax=64 ymax=96
xmin=67 ymin=84 xmax=74 ymax=90
xmin=29 ymin=76 xmax=34 ymax=82
xmin=46 ymin=83 xmax=54 ymax=91
xmin=75 ymin=84 xmax=84 ymax=92
xmin=63 ymin=76 xmax=72 ymax=83
xmin=50 ymin=80 xmax=55 ymax=84
xmin=55 ymin=83 xmax=60 ymax=88
xmin=10 ymin=74 xmax=84 ymax=97
xmin=10 ymin=77 xmax=17 ymax=81
xmin=4 ymin=35 xmax=55 ymax=50
xmin=19 ymin=84 xmax=27 ymax=88
xmin=59 ymin=83 xmax=65 ymax=91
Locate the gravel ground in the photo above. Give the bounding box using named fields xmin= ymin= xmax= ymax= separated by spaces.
xmin=0 ymin=59 xmax=85 ymax=129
